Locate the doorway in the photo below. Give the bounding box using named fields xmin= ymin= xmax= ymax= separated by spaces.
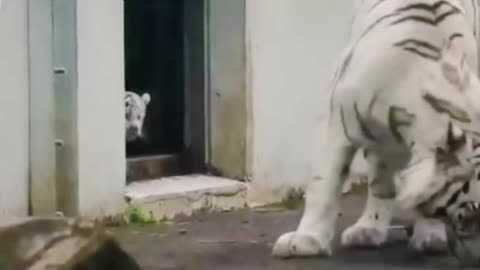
xmin=124 ymin=0 xmax=206 ymax=181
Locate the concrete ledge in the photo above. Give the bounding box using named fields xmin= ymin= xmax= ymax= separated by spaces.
xmin=125 ymin=175 xmax=248 ymax=220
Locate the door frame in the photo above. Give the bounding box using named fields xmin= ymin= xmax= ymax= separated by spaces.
xmin=182 ymin=0 xmax=208 ymax=174
xmin=27 ymin=0 xmax=57 ymax=215
xmin=28 ymin=0 xmax=80 ymax=216
xmin=127 ymin=0 xmax=249 ymax=182
xmin=204 ymin=0 xmax=247 ymax=180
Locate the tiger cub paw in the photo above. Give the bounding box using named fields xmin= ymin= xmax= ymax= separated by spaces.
xmin=409 ymin=218 xmax=448 ymax=254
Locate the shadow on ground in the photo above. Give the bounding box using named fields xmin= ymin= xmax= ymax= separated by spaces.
xmin=113 ymin=195 xmax=464 ymax=270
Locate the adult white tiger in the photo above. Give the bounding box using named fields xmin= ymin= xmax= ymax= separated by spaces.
xmin=125 ymin=91 xmax=151 ymax=142
xmin=272 ymin=0 xmax=480 ymax=261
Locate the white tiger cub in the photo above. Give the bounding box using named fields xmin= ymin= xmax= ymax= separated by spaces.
xmin=273 ymin=0 xmax=480 ymax=260
xmin=125 ymin=91 xmax=151 ymax=142
xmin=343 ymin=125 xmax=480 ymax=254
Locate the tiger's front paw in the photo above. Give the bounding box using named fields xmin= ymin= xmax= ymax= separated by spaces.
xmin=341 ymin=224 xmax=387 ymax=248
xmin=272 ymin=231 xmax=332 ymax=258
xmin=409 ymin=218 xmax=448 ymax=254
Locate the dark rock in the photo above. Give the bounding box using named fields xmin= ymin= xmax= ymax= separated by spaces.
xmin=446 ymin=221 xmax=480 ymax=267
xmin=0 ymin=217 xmax=141 ymax=270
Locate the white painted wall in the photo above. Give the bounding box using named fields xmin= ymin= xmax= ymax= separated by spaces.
xmin=76 ymin=0 xmax=126 ymax=217
xmin=246 ymin=1 xmax=355 ymax=200
xmin=0 ymin=0 xmax=30 ymax=217
xmin=29 ymin=0 xmax=56 ymax=216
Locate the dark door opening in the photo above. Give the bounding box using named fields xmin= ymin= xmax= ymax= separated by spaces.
xmin=125 ymin=0 xmax=184 ymax=157
xmin=124 ymin=0 xmax=206 ymax=182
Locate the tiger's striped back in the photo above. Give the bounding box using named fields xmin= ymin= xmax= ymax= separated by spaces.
xmin=342 ymin=0 xmax=480 ymax=193
xmin=339 ymin=0 xmax=480 ymax=229
xmin=354 ymin=0 xmax=477 ymax=67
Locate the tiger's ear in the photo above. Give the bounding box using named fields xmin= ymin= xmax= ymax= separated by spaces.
xmin=442 ymin=61 xmax=462 ymax=87
xmin=439 ymin=39 xmax=464 ymax=86
xmin=440 ymin=37 xmax=463 ymax=58
xmin=142 ymin=93 xmax=151 ymax=105
xmin=446 ymin=122 xmax=466 ymax=152
xmin=439 ymin=38 xmax=453 ymax=60
xmin=440 ymin=50 xmax=470 ymax=91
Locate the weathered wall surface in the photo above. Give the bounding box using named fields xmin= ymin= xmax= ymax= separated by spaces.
xmin=208 ymin=0 xmax=247 ymax=180
xmin=0 ymin=0 xmax=30 ymax=218
xmin=246 ymin=0 xmax=355 ymax=202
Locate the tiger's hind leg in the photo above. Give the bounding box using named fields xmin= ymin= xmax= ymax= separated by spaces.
xmin=272 ymin=113 xmax=357 ymax=258
xmin=342 ymin=149 xmax=370 ymax=194
xmin=341 ymin=150 xmax=396 ymax=247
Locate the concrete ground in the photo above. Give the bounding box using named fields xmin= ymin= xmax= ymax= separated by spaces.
xmin=113 ymin=194 xmax=463 ymax=270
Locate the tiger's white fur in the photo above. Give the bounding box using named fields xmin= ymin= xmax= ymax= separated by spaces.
xmin=125 ymin=91 xmax=151 ymax=142
xmin=343 ymin=125 xmax=480 ymax=253
xmin=273 ymin=0 xmax=480 ymax=259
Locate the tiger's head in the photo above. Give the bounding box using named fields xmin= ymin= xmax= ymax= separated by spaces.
xmin=125 ymin=91 xmax=151 ymax=142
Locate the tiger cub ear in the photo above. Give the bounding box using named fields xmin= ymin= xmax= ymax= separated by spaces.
xmin=141 ymin=93 xmax=151 ymax=105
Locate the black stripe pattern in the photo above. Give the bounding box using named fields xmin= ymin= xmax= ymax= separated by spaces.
xmin=394 ymin=38 xmax=441 ymax=61
xmin=391 ymin=1 xmax=461 ymax=26
xmin=389 ymin=1 xmax=465 ymax=60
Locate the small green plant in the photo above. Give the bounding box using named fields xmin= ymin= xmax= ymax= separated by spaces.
xmin=126 ymin=205 xmax=156 ymax=226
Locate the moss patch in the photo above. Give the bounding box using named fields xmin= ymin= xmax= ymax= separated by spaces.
xmin=125 ymin=204 xmax=156 ymax=226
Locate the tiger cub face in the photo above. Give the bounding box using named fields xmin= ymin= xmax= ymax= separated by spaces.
xmin=422 ymin=124 xmax=477 ymax=215
xmin=125 ymin=91 xmax=151 ymax=142
xmin=420 ymin=124 xmax=480 ymax=263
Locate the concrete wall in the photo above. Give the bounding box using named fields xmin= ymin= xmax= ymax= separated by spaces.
xmin=0 ymin=0 xmax=30 ymax=217
xmin=75 ymin=0 xmax=126 ymax=217
xmin=246 ymin=1 xmax=355 ymax=201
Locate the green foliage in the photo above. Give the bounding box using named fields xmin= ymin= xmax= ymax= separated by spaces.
xmin=126 ymin=205 xmax=156 ymax=226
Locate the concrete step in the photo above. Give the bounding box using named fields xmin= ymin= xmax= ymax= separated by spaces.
xmin=124 ymin=175 xmax=248 ymax=221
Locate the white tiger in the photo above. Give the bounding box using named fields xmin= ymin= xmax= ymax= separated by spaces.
xmin=125 ymin=91 xmax=151 ymax=142
xmin=272 ymin=0 xmax=480 ymax=261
